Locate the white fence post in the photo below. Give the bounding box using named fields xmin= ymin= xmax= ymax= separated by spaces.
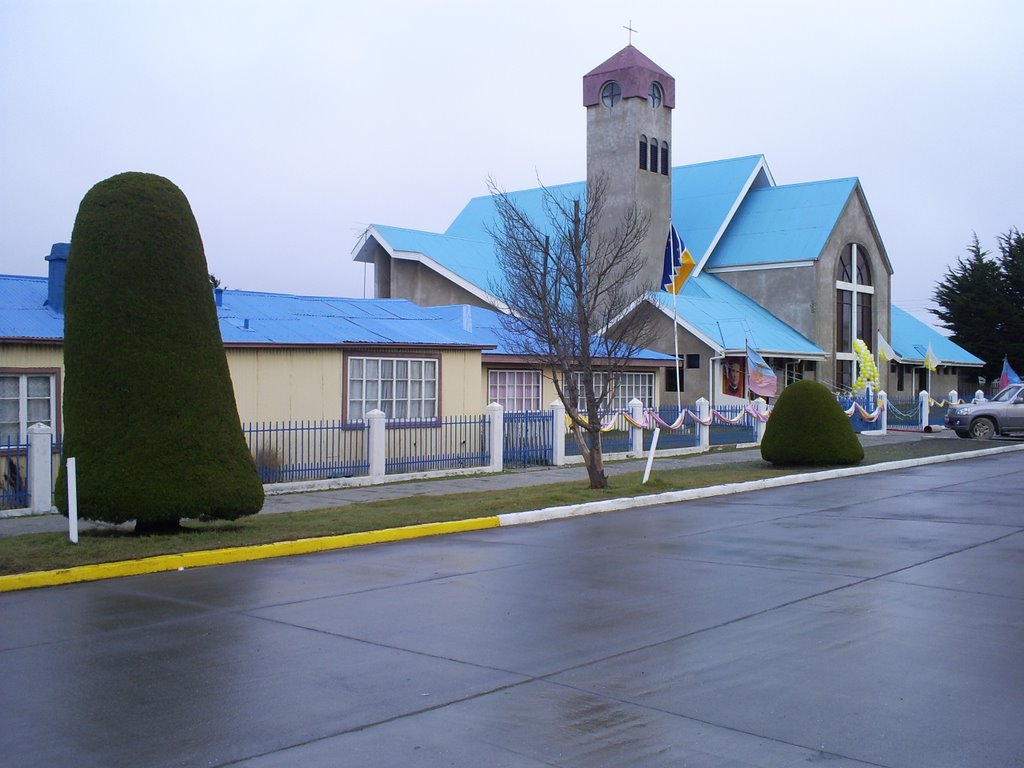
xmin=486 ymin=402 xmax=504 ymax=473
xmin=549 ymin=399 xmax=566 ymax=466
xmin=877 ymin=390 xmax=888 ymax=436
xmin=628 ymin=398 xmax=644 ymax=457
xmin=27 ymin=423 xmax=54 ymax=514
xmin=367 ymin=409 xmax=386 ymax=479
xmin=974 ymin=389 xmax=985 ymax=403
xmin=918 ymin=390 xmax=930 ymax=431
xmin=948 ymin=388 xmax=958 ymax=405
xmin=752 ymin=398 xmax=768 ymax=445
xmin=696 ymin=397 xmax=710 ymax=452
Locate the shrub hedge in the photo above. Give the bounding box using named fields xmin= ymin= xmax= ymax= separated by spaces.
xmin=760 ymin=380 xmax=864 ymax=466
xmin=55 ymin=173 xmax=263 ymax=532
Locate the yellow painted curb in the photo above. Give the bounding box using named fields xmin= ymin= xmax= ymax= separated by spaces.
xmin=0 ymin=516 xmax=501 ymax=593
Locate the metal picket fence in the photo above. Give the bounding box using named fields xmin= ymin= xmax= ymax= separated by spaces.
xmin=243 ymin=420 xmax=369 ymax=483
xmin=385 ymin=414 xmax=490 ymax=474
xmin=564 ymin=412 xmax=630 ymax=457
xmin=1 ymin=437 xmax=29 ymax=510
xmin=503 ymin=410 xmax=553 ymax=467
xmin=886 ymin=397 xmax=922 ymax=431
xmin=650 ymin=406 xmax=700 ymax=450
xmin=708 ymin=404 xmax=757 ymax=445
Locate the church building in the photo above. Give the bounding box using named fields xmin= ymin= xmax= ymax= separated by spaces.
xmin=353 ymin=44 xmax=983 ymax=406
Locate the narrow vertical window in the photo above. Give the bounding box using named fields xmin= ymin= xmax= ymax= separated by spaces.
xmin=639 ymin=135 xmax=648 ymax=170
xmin=649 ymin=137 xmax=658 ymax=173
xmin=660 ymin=141 xmax=669 ymax=175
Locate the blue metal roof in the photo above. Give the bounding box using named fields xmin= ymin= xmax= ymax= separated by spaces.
xmin=369 ymin=157 xmax=770 ymax=301
xmin=372 ymin=225 xmax=500 ymax=300
xmin=431 ymin=304 xmax=674 ymax=360
xmin=671 ymin=154 xmax=767 ymax=265
xmin=0 ymin=274 xmax=492 ymax=349
xmin=0 ymin=275 xmax=63 ymax=340
xmin=706 ymin=178 xmax=858 ymax=269
xmin=890 ymin=305 xmax=983 ymax=366
xmin=652 ymin=273 xmax=825 ymax=356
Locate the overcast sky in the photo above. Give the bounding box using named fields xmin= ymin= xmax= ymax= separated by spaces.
xmin=2 ymin=0 xmax=1021 ymax=328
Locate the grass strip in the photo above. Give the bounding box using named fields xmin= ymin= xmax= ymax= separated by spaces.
xmin=0 ymin=437 xmax=1000 ymax=576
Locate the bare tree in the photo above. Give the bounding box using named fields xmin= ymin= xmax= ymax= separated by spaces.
xmin=487 ymin=174 xmax=657 ymax=489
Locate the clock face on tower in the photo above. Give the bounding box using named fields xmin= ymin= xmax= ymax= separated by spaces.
xmin=601 ymin=81 xmax=622 ymax=108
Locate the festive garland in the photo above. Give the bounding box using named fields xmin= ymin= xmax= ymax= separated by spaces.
xmin=851 ymin=338 xmax=881 ymax=394
xmin=841 ymin=399 xmax=886 ymax=422
xmin=592 ymin=403 xmax=774 ymax=431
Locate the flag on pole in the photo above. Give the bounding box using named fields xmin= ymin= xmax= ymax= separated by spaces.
xmin=746 ymin=343 xmax=778 ymax=397
xmin=998 ymin=356 xmax=1022 ymax=390
xmin=662 ymin=223 xmax=695 ymax=294
xmin=876 ymin=331 xmax=898 ymax=364
xmin=923 ymin=342 xmax=940 ymax=372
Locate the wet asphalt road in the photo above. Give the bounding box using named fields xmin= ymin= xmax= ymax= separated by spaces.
xmin=2 ymin=451 xmax=1023 ymax=767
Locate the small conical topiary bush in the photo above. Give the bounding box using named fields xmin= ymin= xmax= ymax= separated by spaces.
xmin=760 ymin=380 xmax=864 ymax=466
xmin=55 ymin=172 xmax=264 ymax=533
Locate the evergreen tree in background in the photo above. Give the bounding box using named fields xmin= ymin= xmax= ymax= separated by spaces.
xmin=55 ymin=173 xmax=264 ymax=533
xmin=931 ymin=229 xmax=1022 ymax=386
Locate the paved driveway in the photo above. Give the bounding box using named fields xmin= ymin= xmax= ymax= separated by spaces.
xmin=2 ymin=452 xmax=1022 ymax=767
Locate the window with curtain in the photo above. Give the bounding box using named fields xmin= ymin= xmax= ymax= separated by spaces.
xmin=347 ymin=356 xmax=437 ymax=420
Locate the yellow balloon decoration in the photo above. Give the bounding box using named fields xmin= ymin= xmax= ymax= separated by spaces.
xmin=851 ymin=338 xmax=881 ymax=394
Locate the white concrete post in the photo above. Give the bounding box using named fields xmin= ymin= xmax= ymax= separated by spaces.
xmin=27 ymin=423 xmax=54 ymax=514
xmin=696 ymin=397 xmax=711 ymax=452
xmin=628 ymin=398 xmax=644 ymax=457
xmin=486 ymin=402 xmax=504 ymax=473
xmin=66 ymin=456 xmax=78 ymax=543
xmin=974 ymin=389 xmax=985 ymax=403
xmin=751 ymin=398 xmax=768 ymax=445
xmin=919 ymin=390 xmax=930 ymax=431
xmin=948 ymin=388 xmax=958 ymax=405
xmin=549 ymin=399 xmax=566 ymax=466
xmin=367 ymin=409 xmax=386 ymax=479
xmin=877 ymin=390 xmax=888 ymax=436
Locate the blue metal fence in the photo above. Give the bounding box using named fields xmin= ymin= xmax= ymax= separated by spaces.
xmin=709 ymin=405 xmax=757 ymax=445
xmin=928 ymin=400 xmax=951 ymax=427
xmin=651 ymin=406 xmax=699 ymax=449
xmin=243 ymin=420 xmax=369 ymax=483
xmin=385 ymin=415 xmax=490 ymax=474
xmin=503 ymin=410 xmax=553 ymax=467
xmin=1 ymin=439 xmax=28 ymax=510
xmin=564 ymin=412 xmax=630 ymax=456
xmin=886 ymin=397 xmax=922 ymax=430
xmin=836 ymin=392 xmax=884 ymax=433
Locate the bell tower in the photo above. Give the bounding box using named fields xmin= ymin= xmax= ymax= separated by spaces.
xmin=583 ymin=45 xmax=674 ymax=298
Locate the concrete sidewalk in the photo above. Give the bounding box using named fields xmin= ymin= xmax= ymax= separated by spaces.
xmin=0 ymin=430 xmax=954 ymax=538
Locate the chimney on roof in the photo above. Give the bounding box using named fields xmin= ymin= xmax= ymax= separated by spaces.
xmin=45 ymin=243 xmax=70 ymax=314
xmin=215 ymin=287 xmax=224 ymax=307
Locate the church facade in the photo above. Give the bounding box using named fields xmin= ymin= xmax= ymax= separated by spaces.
xmin=353 ymin=44 xmax=982 ymax=406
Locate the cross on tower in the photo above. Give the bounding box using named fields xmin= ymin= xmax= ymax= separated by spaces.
xmin=623 ymin=20 xmax=638 ymax=45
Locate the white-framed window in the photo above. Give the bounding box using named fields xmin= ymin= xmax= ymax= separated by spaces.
xmin=488 ymin=369 xmax=542 ymax=412
xmin=0 ymin=373 xmax=55 ymax=445
xmin=347 ymin=356 xmax=437 ymax=420
xmin=573 ymin=371 xmax=655 ymax=411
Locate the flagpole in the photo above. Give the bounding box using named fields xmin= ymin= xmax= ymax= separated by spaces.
xmin=673 ymin=290 xmax=681 ymax=412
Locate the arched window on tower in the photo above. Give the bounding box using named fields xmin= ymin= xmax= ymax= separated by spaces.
xmin=835 ymin=243 xmax=875 ymax=390
xmin=660 ymin=141 xmax=669 ymax=176
xmin=639 ymin=135 xmax=648 ymax=170
xmin=649 ymin=137 xmax=659 ymax=173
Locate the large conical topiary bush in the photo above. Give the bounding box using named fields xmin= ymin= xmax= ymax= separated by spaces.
xmin=55 ymin=172 xmax=263 ymax=533
xmin=760 ymin=380 xmax=864 ymax=466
